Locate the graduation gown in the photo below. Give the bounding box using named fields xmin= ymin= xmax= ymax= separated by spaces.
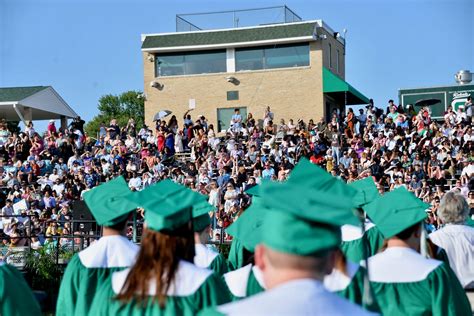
xmin=56 ymin=235 xmax=139 ymax=316
xmin=199 ymin=279 xmax=376 ymax=316
xmin=0 ymin=262 xmax=41 ymax=316
xmin=223 ymin=264 xmax=265 ymax=300
xmin=340 ymin=223 xmax=384 ymax=263
xmin=89 ymin=260 xmax=231 ymax=315
xmin=324 ymin=260 xmax=366 ymax=306
xmin=368 ymin=247 xmax=472 ymax=316
xmin=194 ymin=244 xmax=228 ymax=275
xmin=226 ymin=238 xmax=245 ymax=271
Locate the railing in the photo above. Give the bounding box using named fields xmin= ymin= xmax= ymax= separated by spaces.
xmin=0 ymin=214 xmax=229 ymax=270
xmin=176 ymin=5 xmax=302 ymax=32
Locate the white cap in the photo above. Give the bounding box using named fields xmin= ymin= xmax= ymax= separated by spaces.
xmin=49 ymin=119 xmax=55 ymax=123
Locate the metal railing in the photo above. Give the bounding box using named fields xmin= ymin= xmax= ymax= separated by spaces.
xmin=0 ymin=214 xmax=229 ymax=270
xmin=176 ymin=5 xmax=302 ymax=32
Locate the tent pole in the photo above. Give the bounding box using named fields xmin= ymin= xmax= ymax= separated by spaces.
xmin=12 ymin=104 xmax=26 ymax=125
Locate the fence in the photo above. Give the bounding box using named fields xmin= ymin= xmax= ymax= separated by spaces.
xmin=176 ymin=5 xmax=302 ymax=32
xmin=0 ymin=213 xmax=229 ymax=270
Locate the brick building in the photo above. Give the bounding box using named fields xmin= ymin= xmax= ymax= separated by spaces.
xmin=141 ymin=16 xmax=368 ymax=131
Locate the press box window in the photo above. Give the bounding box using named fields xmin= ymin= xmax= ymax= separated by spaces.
xmin=155 ymin=49 xmax=227 ymax=77
xmin=235 ymin=43 xmax=310 ymax=71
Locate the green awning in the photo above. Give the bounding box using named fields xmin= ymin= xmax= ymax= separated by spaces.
xmin=323 ymin=67 xmax=369 ymax=105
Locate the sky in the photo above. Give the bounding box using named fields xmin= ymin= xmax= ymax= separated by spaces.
xmin=1 ymin=0 xmax=473 ymax=129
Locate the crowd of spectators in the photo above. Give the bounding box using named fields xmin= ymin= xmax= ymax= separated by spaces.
xmin=1 ymin=96 xmax=474 ymax=259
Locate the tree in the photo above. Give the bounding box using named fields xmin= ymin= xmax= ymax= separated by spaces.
xmin=85 ymin=90 xmax=145 ymax=138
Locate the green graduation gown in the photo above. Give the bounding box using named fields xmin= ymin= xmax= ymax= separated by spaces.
xmin=226 ymin=238 xmax=245 ymax=271
xmin=368 ymin=247 xmax=472 ymax=316
xmin=340 ymin=223 xmax=384 ymax=263
xmin=324 ymin=260 xmax=366 ymax=306
xmin=0 ymin=262 xmax=41 ymax=316
xmin=466 ymin=217 xmax=474 ymax=227
xmin=88 ymin=260 xmax=231 ymax=315
xmin=56 ymin=235 xmax=139 ymax=316
xmin=194 ymin=244 xmax=227 ymax=275
xmin=223 ymin=263 xmax=265 ymax=300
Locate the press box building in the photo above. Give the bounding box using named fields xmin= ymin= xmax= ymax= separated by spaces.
xmin=141 ymin=17 xmax=369 ymax=132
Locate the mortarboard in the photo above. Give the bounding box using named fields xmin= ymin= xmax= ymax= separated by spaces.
xmin=136 ymin=182 xmax=193 ymax=232
xmin=363 ymin=187 xmax=429 ymax=239
xmin=263 ymin=158 xmax=359 ymax=226
xmin=348 ymin=177 xmax=379 ymax=208
xmin=83 ymin=176 xmax=136 ymax=226
xmin=256 ymin=159 xmax=359 ymax=255
xmin=141 ymin=179 xmax=214 ymax=232
xmin=226 ymin=197 xmax=267 ymax=252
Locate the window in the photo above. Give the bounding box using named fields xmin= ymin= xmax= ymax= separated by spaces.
xmin=328 ymin=43 xmax=332 ymax=68
xmin=336 ymin=49 xmax=340 ymax=73
xmin=235 ymin=48 xmax=264 ymax=71
xmin=155 ymin=49 xmax=226 ymax=77
xmin=235 ymin=43 xmax=309 ymax=71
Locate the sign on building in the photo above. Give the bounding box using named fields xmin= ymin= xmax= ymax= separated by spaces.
xmin=399 ymin=84 xmax=474 ymax=119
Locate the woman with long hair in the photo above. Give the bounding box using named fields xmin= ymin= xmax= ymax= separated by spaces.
xmin=89 ymin=183 xmax=230 ymax=315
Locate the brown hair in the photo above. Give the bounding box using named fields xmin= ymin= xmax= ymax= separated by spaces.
xmin=333 ymin=249 xmax=348 ymax=276
xmin=115 ymin=224 xmax=194 ymax=307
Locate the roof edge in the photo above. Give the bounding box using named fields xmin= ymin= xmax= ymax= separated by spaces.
xmin=142 ymin=35 xmax=316 ymax=53
xmin=141 ymin=20 xmax=322 ymax=42
xmin=398 ymin=83 xmax=474 ymax=91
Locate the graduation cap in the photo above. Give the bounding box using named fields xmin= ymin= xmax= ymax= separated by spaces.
xmin=348 ymin=177 xmax=380 ymax=208
xmin=83 ymin=176 xmax=137 ymax=226
xmin=138 ymin=179 xmax=214 ymax=232
xmin=263 ymin=158 xmax=359 ymax=226
xmin=260 ymin=204 xmax=343 ymax=255
xmin=136 ymin=182 xmax=193 ymax=232
xmin=255 ymin=159 xmax=359 ymax=255
xmin=244 ymin=179 xmax=274 ymax=197
xmin=226 ymin=197 xmax=267 ymax=252
xmin=363 ymin=187 xmax=429 ymax=239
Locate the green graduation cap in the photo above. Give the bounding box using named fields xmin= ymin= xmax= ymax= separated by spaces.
xmin=144 ymin=180 xmax=215 ymax=232
xmin=262 ymin=158 xmax=359 ymax=226
xmin=250 ymin=158 xmax=361 ymax=255
xmin=245 ymin=179 xmax=273 ymax=197
xmin=136 ymin=182 xmax=193 ymax=232
xmin=226 ymin=197 xmax=267 ymax=252
xmin=261 ymin=209 xmax=342 ymax=255
xmin=83 ymin=176 xmax=137 ymax=226
xmin=348 ymin=177 xmax=380 ymax=207
xmin=363 ymin=187 xmax=429 ymax=239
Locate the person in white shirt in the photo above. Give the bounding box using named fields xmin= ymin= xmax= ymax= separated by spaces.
xmin=128 ymin=172 xmax=142 ymax=191
xmin=444 ymin=106 xmax=457 ymax=126
xmin=67 ymin=152 xmax=82 ymax=170
xmin=263 ymin=106 xmax=274 ymax=127
xmin=48 ymin=168 xmax=60 ymax=182
xmin=455 ymin=106 xmax=467 ymax=124
xmin=385 ymin=133 xmax=397 ymax=151
xmin=1 ymin=200 xmax=14 ymax=226
xmin=461 ymin=160 xmax=474 ymax=186
xmin=52 ymin=179 xmax=65 ymax=196
xmin=101 ymin=159 xmax=111 ymax=176
xmin=429 ymin=192 xmax=474 ymax=289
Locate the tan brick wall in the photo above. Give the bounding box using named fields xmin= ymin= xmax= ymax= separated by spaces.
xmin=320 ymin=28 xmax=346 ymax=79
xmin=143 ymin=42 xmax=326 ymax=130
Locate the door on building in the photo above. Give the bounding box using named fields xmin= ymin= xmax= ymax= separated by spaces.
xmin=217 ymin=107 xmax=247 ymax=132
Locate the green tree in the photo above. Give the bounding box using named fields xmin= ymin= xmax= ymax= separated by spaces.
xmin=85 ymin=90 xmax=145 ymax=137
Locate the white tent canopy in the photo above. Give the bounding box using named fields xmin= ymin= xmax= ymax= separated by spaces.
xmin=0 ymin=86 xmax=77 ymax=122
